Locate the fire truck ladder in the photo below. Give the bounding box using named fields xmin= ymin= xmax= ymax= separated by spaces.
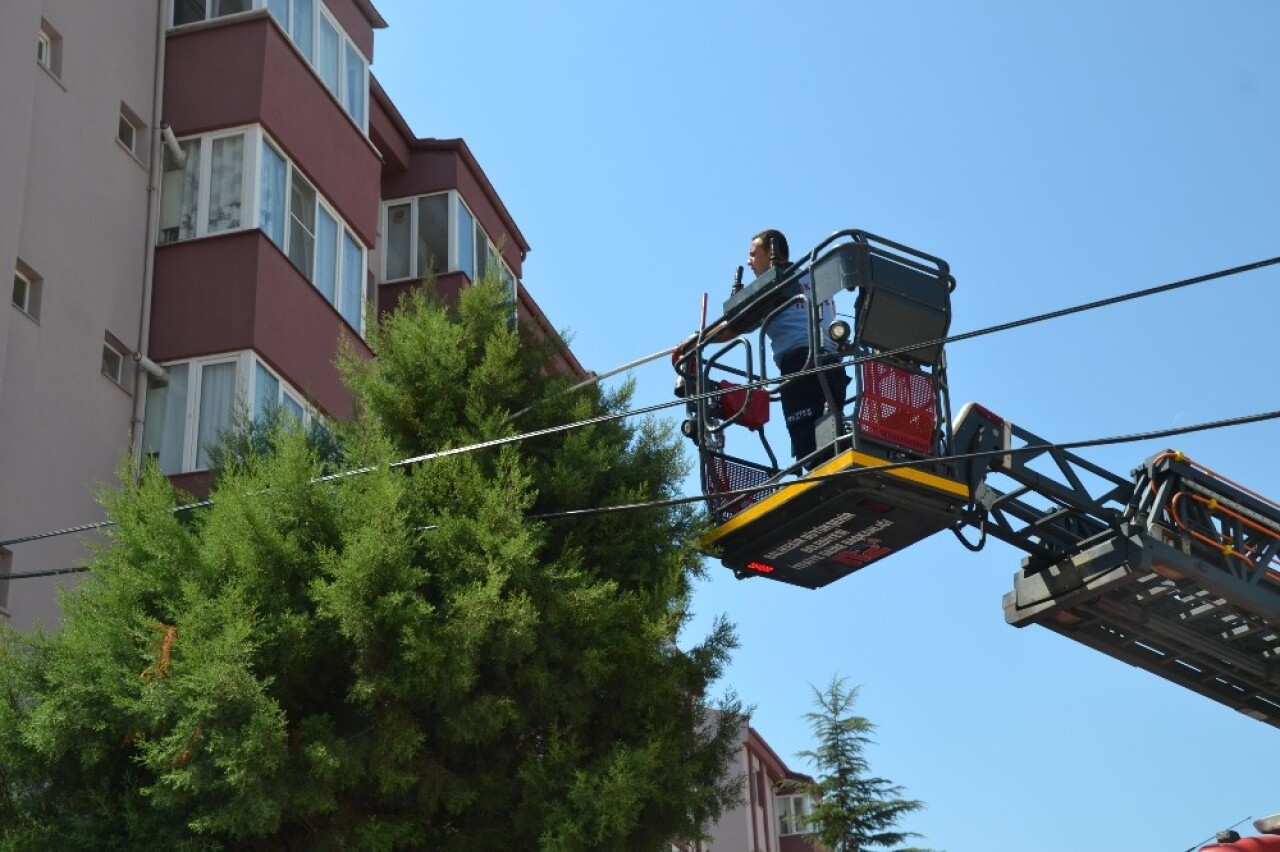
xmin=954 ymin=405 xmax=1280 ymax=727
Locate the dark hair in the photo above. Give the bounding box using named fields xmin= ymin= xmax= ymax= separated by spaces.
xmin=752 ymin=229 xmax=789 ymax=264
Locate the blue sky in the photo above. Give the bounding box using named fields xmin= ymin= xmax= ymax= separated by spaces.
xmin=372 ymin=3 xmax=1279 ymax=849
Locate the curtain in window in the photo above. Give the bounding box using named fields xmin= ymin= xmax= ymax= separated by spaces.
xmin=254 ymin=362 xmax=279 ymax=421
xmin=291 ymin=0 xmax=315 ymax=62
xmin=340 ymin=232 xmax=363 ymax=331
xmin=175 ymin=140 xmax=201 ymax=242
xmin=318 ymin=17 xmax=340 ymax=94
xmin=196 ymin=362 xmax=237 ymax=470
xmin=315 ymin=207 xmax=338 ymax=302
xmin=142 ymin=365 xmax=189 ymax=475
xmin=266 ymin=0 xmax=288 ymax=28
xmin=343 ymin=42 xmax=365 ymax=125
xmin=207 ymin=135 xmax=244 ymax=234
xmin=260 ymin=141 xmax=287 ymax=248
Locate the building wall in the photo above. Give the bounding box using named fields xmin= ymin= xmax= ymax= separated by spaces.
xmin=0 ymin=0 xmax=162 ymax=631
xmin=0 ymin=0 xmax=584 ymax=631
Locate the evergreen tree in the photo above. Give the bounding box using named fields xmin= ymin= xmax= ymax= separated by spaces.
xmin=0 ymin=275 xmax=743 ymax=850
xmin=790 ymin=675 xmax=931 ymax=852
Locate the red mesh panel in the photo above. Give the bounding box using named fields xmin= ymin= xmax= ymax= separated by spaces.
xmin=706 ymin=456 xmax=776 ymax=520
xmin=857 ymin=361 xmax=936 ymax=454
xmin=717 ymin=381 xmax=770 ymax=430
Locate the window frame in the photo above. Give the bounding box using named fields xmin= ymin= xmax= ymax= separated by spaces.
xmin=143 ymin=351 xmax=319 ymax=474
xmin=171 ymin=0 xmax=369 ymax=132
xmin=118 ymin=103 xmax=147 ymax=163
xmin=36 ymin=30 xmax=51 ymax=69
xmin=260 ymin=135 xmax=367 ymax=335
xmin=776 ymin=793 xmax=813 ymax=836
xmin=158 ymin=125 xmax=257 ymax=245
xmin=381 ymin=191 xmax=516 ymax=290
xmin=101 ymin=334 xmax=129 ymax=389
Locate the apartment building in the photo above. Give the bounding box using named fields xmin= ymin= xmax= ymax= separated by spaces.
xmin=671 ymin=717 xmax=825 ymax=852
xmin=0 ymin=0 xmax=582 ymax=632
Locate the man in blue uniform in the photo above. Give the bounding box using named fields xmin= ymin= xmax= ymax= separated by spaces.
xmin=747 ymin=229 xmax=848 ymax=467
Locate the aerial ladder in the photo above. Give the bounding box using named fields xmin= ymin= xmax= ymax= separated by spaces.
xmin=674 ymin=228 xmax=1280 ymax=728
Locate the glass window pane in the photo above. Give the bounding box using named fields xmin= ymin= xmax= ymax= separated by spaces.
xmin=173 ymin=0 xmax=207 ymax=26
xmin=266 ymin=0 xmax=288 ymax=26
xmin=259 ymin=140 xmax=287 ymax=248
xmin=475 ymin=226 xmax=489 ymax=281
xmin=417 ymin=195 xmax=449 ymax=276
xmin=211 ymin=0 xmax=252 ymax=17
xmin=315 ymin=207 xmax=338 ymax=303
xmin=196 ymin=362 xmax=237 ymax=470
xmin=254 ymin=362 xmax=279 ymax=421
xmin=282 ymin=392 xmax=305 ymax=423
xmin=318 ymin=17 xmax=340 ymax=94
xmin=291 ymin=0 xmax=314 ymax=62
xmin=385 ymin=203 xmax=411 ymax=280
xmin=143 ymin=364 xmax=189 ymax=475
xmin=343 ymin=42 xmax=365 ymax=126
xmin=340 ymin=231 xmax=363 ymax=331
xmin=159 ymin=139 xmax=201 ymax=244
xmin=207 ymin=134 xmax=244 ymax=234
xmin=457 ymin=201 xmax=475 ymax=280
xmin=12 ymin=274 xmax=28 ymax=311
xmin=288 ymin=170 xmax=317 ymax=279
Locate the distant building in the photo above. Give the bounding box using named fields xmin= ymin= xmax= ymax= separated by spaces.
xmin=0 ymin=0 xmax=582 ymax=631
xmin=672 ymin=717 xmax=825 ymax=852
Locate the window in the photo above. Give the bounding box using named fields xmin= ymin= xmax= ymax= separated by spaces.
xmin=259 ymin=137 xmax=366 ymax=332
xmin=176 ymin=0 xmax=369 ymax=131
xmin=12 ymin=263 xmax=42 ymax=320
xmin=143 ymin=352 xmax=315 ymax=474
xmin=118 ymin=103 xmax=146 ymax=162
xmin=172 ymin=0 xmax=252 ymax=27
xmin=36 ymin=19 xmax=62 ymax=77
xmin=777 ymin=794 xmax=812 ymax=836
xmin=156 ymin=126 xmax=366 ymax=333
xmin=102 ymin=333 xmax=129 ymax=389
xmin=382 ymin=192 xmax=516 ymax=290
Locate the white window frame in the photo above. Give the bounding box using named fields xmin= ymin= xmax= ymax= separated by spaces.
xmin=12 ymin=270 xmax=32 ymax=316
xmin=102 ymin=335 xmax=128 ymax=388
xmin=776 ymin=793 xmax=812 ymax=836
xmin=36 ymin=30 xmax=51 ymax=69
xmin=381 ymin=191 xmax=517 ymax=289
xmin=261 ymin=134 xmax=367 ymax=336
xmin=143 ymin=352 xmax=321 ymax=474
xmin=118 ymin=104 xmax=147 ymax=162
xmin=171 ymin=0 xmax=368 ymax=132
xmin=159 ymin=125 xmax=258 ymax=245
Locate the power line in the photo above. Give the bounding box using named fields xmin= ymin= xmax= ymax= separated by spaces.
xmin=7 ymin=405 xmax=1280 ymax=582
xmin=1 ymin=255 xmax=1275 ymax=553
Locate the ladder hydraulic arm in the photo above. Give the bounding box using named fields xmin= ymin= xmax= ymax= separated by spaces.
xmin=953 ymin=404 xmax=1280 ymax=727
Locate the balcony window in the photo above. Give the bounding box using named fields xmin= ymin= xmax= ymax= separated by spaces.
xmin=382 ymin=192 xmax=516 ymax=295
xmin=156 ymin=126 xmax=366 ymax=336
xmin=777 ymin=793 xmax=813 ymax=836
xmin=170 ymin=0 xmax=368 ymax=132
xmin=144 ymin=352 xmax=316 ymax=474
xmin=260 ymin=137 xmax=367 ymax=334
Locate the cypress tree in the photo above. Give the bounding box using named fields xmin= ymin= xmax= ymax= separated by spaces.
xmin=0 ymin=275 xmax=743 ymax=850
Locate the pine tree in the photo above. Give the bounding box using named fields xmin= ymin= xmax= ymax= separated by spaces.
xmin=790 ymin=675 xmax=932 ymax=852
xmin=0 ymin=275 xmax=744 ymax=850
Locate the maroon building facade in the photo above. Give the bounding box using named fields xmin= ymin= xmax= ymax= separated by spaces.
xmin=1 ymin=0 xmax=582 ymax=630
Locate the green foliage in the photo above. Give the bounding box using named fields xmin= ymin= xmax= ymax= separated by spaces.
xmin=0 ymin=274 xmax=743 ymax=850
xmin=789 ymin=675 xmax=932 ymax=852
